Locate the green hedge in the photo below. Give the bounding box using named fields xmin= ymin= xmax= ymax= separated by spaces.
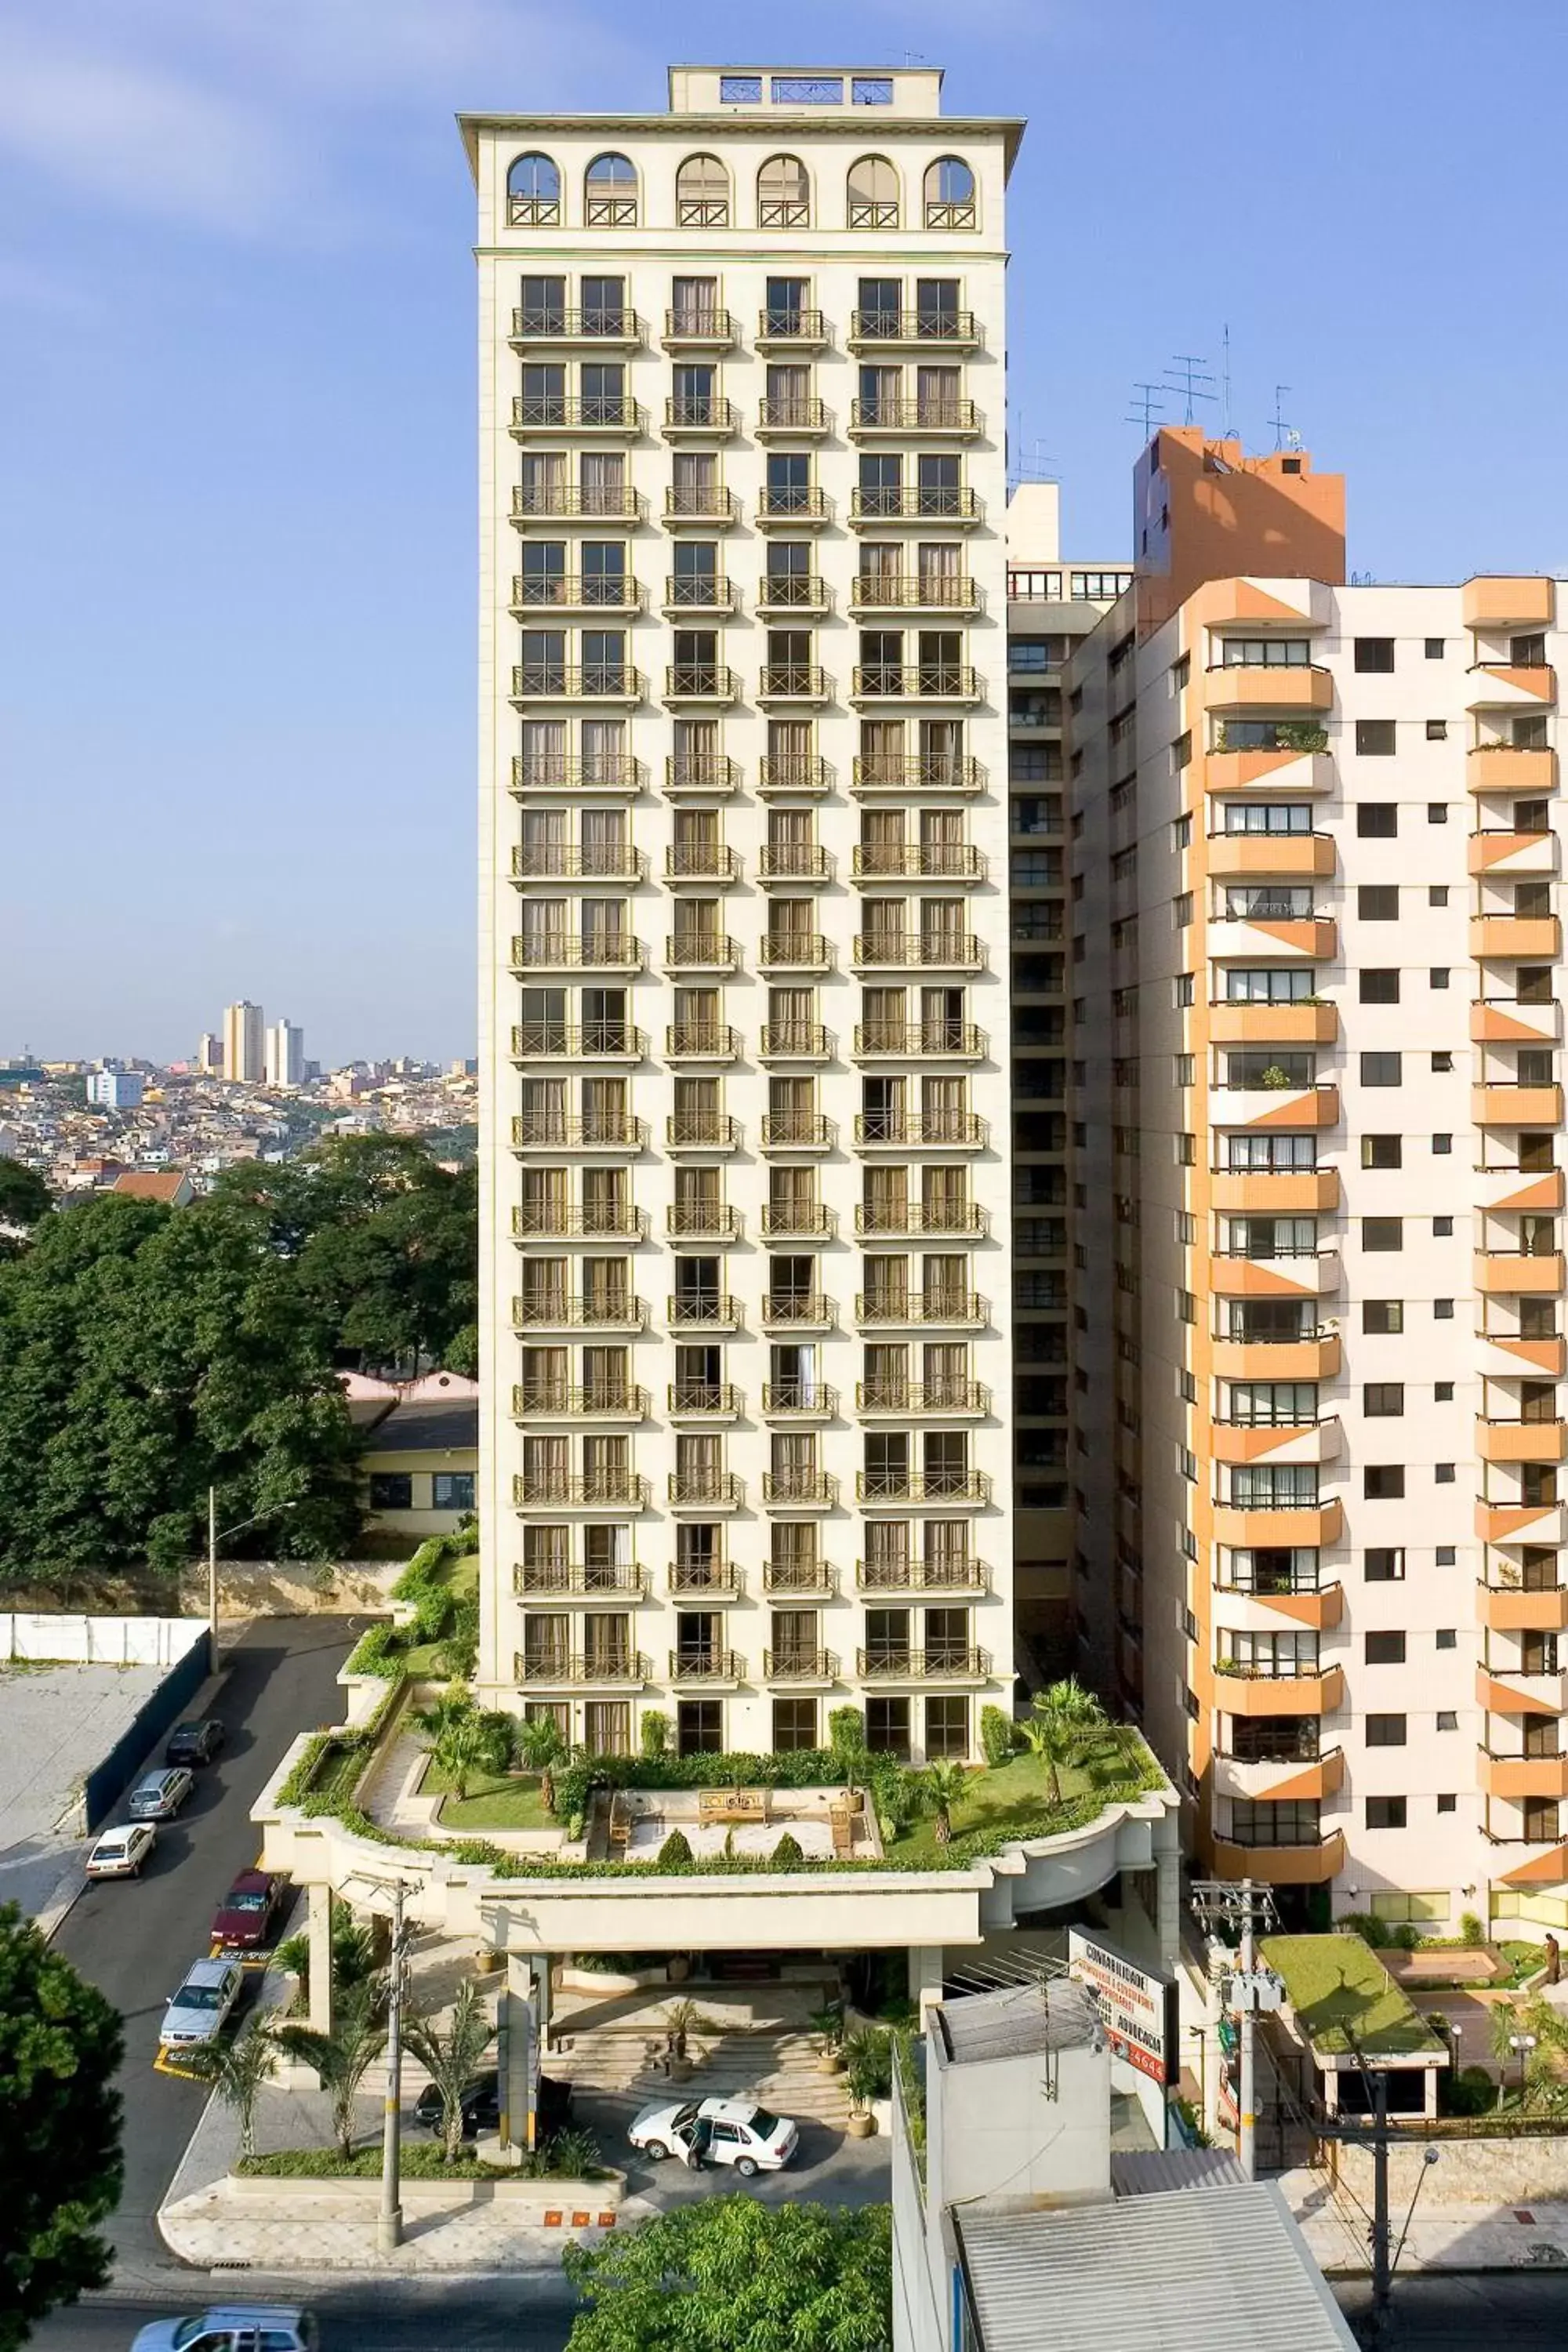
xmin=278 ymin=1673 xmax=408 ymax=1812
xmin=344 ymin=1621 xmax=402 ymax=1678
xmin=548 ymin=1746 xmax=850 ymax=1823
xmin=237 ymin=2143 xmax=612 ymax=2181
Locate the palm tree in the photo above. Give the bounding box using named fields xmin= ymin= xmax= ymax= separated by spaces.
xmin=403 ymin=1980 xmax=495 ymax=2163
xmin=275 ymin=1981 xmax=388 ymax=2161
xmin=1020 ymin=1677 xmax=1109 ymax=1807
xmin=921 ymin=1761 xmax=969 ymax=1848
xmin=187 ymin=2020 xmax=279 ymax=2162
xmin=1488 ymin=1998 xmax=1523 ymax=2110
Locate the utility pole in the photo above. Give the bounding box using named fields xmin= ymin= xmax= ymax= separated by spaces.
xmin=379 ymin=1878 xmax=408 ymax=2255
xmin=207 ymin=1485 xmax=219 ymax=1676
xmin=1190 ymin=1878 xmax=1281 ymax=2181
xmin=1369 ymin=2065 xmax=1391 ymax=2333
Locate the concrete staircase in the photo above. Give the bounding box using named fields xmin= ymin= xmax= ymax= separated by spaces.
xmin=550 ymin=2024 xmax=853 ymax=2125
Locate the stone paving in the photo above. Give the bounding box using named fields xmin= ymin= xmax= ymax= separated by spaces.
xmin=1283 ymin=2165 xmax=1568 ymax=2275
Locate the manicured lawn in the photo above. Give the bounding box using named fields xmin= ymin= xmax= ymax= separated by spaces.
xmin=1261 ymin=1933 xmax=1448 ymax=2059
xmin=426 ymin=1764 xmax=553 ymax=1831
xmin=399 ymin=1639 xmax=452 ymax=1679
xmin=882 ymin=1732 xmax=1154 ymax=1866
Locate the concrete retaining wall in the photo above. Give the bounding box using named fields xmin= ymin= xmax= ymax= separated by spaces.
xmin=0 ymin=1612 xmax=205 ymax=1665
xmin=172 ymin=1561 xmax=406 ymax=1618
xmin=1329 ymin=2132 xmax=1568 ymax=2205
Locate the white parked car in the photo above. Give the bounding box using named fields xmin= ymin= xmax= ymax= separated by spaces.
xmin=85 ymin=1822 xmax=156 ymax=1879
xmin=159 ymin=1958 xmax=244 ymax=2050
xmin=627 ymin=2095 xmax=799 ymax=2176
xmin=132 ymin=2305 xmax=318 ymax=2352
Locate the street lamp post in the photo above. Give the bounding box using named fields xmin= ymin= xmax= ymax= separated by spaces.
xmin=340 ymin=1868 xmax=415 ymax=2255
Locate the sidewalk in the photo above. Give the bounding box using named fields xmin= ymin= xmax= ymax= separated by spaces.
xmin=1281 ymin=2165 xmax=1568 ymax=2274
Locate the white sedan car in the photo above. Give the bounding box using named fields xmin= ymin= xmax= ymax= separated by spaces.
xmin=627 ymin=2095 xmax=799 ymax=2176
xmin=85 ymin=1822 xmax=157 ymax=1880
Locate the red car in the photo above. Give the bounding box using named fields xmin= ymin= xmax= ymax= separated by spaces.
xmin=211 ymin=1870 xmax=285 ymax=1951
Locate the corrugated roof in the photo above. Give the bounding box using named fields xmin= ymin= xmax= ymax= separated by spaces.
xmin=936 ymin=1978 xmax=1100 ymax=2066
xmin=1111 ymin=2147 xmax=1247 ymax=2196
xmin=956 ymin=2183 xmax=1356 ymax=2350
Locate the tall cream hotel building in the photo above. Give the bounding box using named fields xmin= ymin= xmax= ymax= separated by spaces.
xmin=463 ymin=68 xmax=1020 ymax=1762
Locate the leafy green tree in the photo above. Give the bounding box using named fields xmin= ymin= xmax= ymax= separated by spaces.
xmin=562 ymin=2197 xmax=892 ymax=2352
xmin=403 ymin=1982 xmax=495 ymax=2162
xmin=0 ymin=1161 xmax=49 ymax=1259
xmin=275 ymin=1982 xmax=387 ymax=2160
xmin=187 ymin=2021 xmax=278 ymax=2161
xmin=0 ymin=1902 xmax=124 ymax=2350
xmin=1020 ymin=1677 xmax=1110 ymax=1807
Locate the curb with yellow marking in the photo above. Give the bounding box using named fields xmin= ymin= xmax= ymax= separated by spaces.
xmin=154 ymin=2046 xmax=209 ymax=2081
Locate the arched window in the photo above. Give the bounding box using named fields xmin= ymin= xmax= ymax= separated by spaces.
xmin=676 ymin=153 xmax=731 ymax=229
xmin=585 ymin=151 xmax=638 ymax=226
xmin=847 ymin=155 xmax=899 ymax=230
xmin=924 ymin=155 xmax=976 ymax=229
xmin=507 ymin=152 xmax=561 ymax=227
xmin=757 ymin=154 xmax=811 ymax=229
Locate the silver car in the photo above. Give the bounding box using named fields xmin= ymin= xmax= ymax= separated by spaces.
xmin=160 ymin=1958 xmax=243 ymax=2049
xmin=129 ymin=1766 xmax=194 ymax=1820
xmin=132 ymin=2307 xmax=319 ymax=2352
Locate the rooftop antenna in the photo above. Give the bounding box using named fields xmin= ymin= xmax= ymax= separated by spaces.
xmin=1220 ymin=323 xmax=1233 ymax=438
xmin=1127 ymin=381 xmax=1165 ymax=439
xmin=1008 ymin=432 xmax=1055 ymax=493
xmin=1270 ymin=383 xmax=1293 ymax=452
xmin=1164 ymin=354 xmax=1216 ymax=429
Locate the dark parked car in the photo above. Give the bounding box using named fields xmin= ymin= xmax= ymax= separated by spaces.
xmin=166 ymin=1719 xmax=225 ymax=1766
xmin=211 ymin=1870 xmax=285 ymax=1951
xmin=415 ymin=2071 xmax=573 ymax=2141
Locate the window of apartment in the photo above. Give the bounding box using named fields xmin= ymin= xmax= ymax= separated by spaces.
xmin=1434 ymin=1298 xmax=1454 ymax=1319
xmin=1367 ymin=1629 xmax=1406 ymax=1662
xmin=1172 ymin=814 xmax=1192 ymax=850
xmin=1429 ymin=885 xmax=1448 ymax=906
xmin=1367 ymin=1796 xmax=1407 ymax=1830
xmin=1174 ymin=974 xmax=1195 ymax=1007
xmin=1229 ymin=1800 xmax=1322 ymax=1849
xmin=1356 ymin=720 xmax=1397 ymax=755
xmin=1435 ymin=1710 xmax=1457 ymax=1733
xmin=1363 ymin=1218 xmax=1403 ymax=1250
xmin=433 ymin=1472 xmax=474 ymax=1512
xmin=368 ymin=1473 xmax=414 ymax=1512
xmin=1425 ymin=637 xmax=1445 ymax=659
xmin=1355 ymin=638 xmax=1396 ymax=673
xmin=1173 ymin=891 xmax=1193 ymax=927
xmin=1363 ymin=1301 xmax=1403 ymax=1333
xmin=1366 ymin=1714 xmax=1407 ymax=1746
xmin=1361 ymin=1053 xmax=1402 ymax=1087
xmin=1437 ymin=1793 xmax=1457 ymax=1813
xmin=1364 ymin=1466 xmax=1406 ymax=1500
xmin=1435 ymin=1379 xmax=1454 ymax=1400
xmin=1430 ymin=971 xmax=1450 ymax=992
xmin=1358 ymin=802 xmax=1397 ymax=835
xmin=1008 ymin=568 xmax=1063 ymax=601
xmin=1428 ymin=802 xmax=1448 ymax=822
xmin=1432 ymin=1050 xmax=1454 ymax=1073
xmin=1436 ymin=1628 xmax=1457 ymax=1650
xmin=1426 ymin=720 xmax=1447 ymax=741
xmin=1360 ymin=970 xmax=1400 ymax=1004
xmin=1174 ymin=1055 xmax=1195 ymax=1087
xmin=1358 ymin=885 xmax=1399 ymax=920
xmin=1435 ymin=1461 xmax=1456 ymax=1483
xmin=1363 ymin=1137 xmax=1403 ymax=1170
xmin=1365 ymin=1548 xmax=1405 ymax=1581
xmin=1433 ymin=1214 xmax=1453 ymax=1236
xmin=1364 ymin=1384 xmax=1405 ymax=1417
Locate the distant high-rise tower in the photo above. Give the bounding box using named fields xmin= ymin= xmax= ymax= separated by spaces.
xmin=223 ymin=1001 xmax=265 ymax=1084
xmin=197 ymin=1032 xmax=223 ymax=1076
xmin=264 ymin=1020 xmax=305 ymax=1087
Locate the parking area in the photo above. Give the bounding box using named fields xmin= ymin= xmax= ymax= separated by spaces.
xmin=0 ymin=1658 xmax=171 ymax=1922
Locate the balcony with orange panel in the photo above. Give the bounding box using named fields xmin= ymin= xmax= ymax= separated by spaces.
xmin=1480 ymin=1754 xmax=1568 ymax=1802
xmin=1207 ymin=833 xmax=1336 ymax=882
xmin=1213 ymin=1831 xmax=1345 ymax=1885
xmin=1467 ymin=746 xmax=1558 ymax=797
xmin=1211 ymin=1083 xmax=1340 ymax=1131
xmin=1212 ymin=1330 xmax=1342 ymax=1381
xmin=1208 ymin=1001 xmax=1339 ymax=1048
xmin=1473 ymin=1083 xmax=1565 ymax=1129
xmin=1477 ymin=1581 xmax=1568 ymax=1634
xmin=1472 ymin=999 xmax=1562 ymax=1046
xmin=1468 ymin=826 xmax=1559 ymax=879
xmin=1210 ymin=1250 xmax=1339 ymax=1300
xmin=1475 ymin=1252 xmax=1566 ymax=1299
xmin=1477 ymin=1664 xmax=1568 ymax=1715
xmin=1471 ymin=914 xmax=1563 ymax=960
xmin=1464 ymin=578 xmax=1555 ymax=632
xmin=1211 ymin=1169 xmax=1340 ymax=1214
xmin=1476 ymin=1500 xmax=1568 ymax=1546
xmin=1211 ymin=1417 xmax=1342 ymax=1469
xmin=1208 ymin=916 xmax=1338 ymax=964
xmin=1212 ymin=1499 xmax=1345 ymax=1549
xmin=1214 ymin=1664 xmax=1344 ymax=1719
xmin=1477 ymin=1417 xmax=1568 ymax=1465
xmin=1475 ymin=1166 xmax=1565 ymax=1214
xmin=1467 ymin=666 xmax=1557 ymax=710
xmin=1214 ymin=1747 xmax=1345 ymax=1806
xmin=1204 ymin=746 xmax=1335 ymax=797
xmin=1203 ymin=665 xmax=1334 ymax=717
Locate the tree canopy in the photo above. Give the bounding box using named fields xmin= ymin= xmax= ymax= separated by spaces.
xmin=0 ymin=1161 xmax=50 ymax=1260
xmin=0 ymin=1904 xmax=123 ymax=2352
xmin=561 ymin=2197 xmax=892 ymax=2352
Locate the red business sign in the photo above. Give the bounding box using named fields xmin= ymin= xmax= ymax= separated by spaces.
xmin=1067 ymin=1929 xmax=1176 ymax=2085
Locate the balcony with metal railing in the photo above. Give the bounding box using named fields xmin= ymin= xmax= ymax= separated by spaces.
xmin=755 ymin=572 xmax=833 ymax=615
xmin=510 ymin=843 xmax=645 ymax=884
xmin=662 ymin=664 xmax=741 ymax=707
xmin=666 ymin=1112 xmax=742 ymax=1152
xmin=853 ymin=1111 xmax=988 ymax=1150
xmin=851 ymin=842 xmax=985 ymax=883
xmin=852 ymin=929 xmax=984 ymax=971
xmin=855 ymin=1290 xmax=987 ymax=1328
xmin=668 ymin=1650 xmax=746 ymax=1686
xmin=512 ymin=1472 xmax=649 ymax=1510
xmin=856 ymin=1646 xmax=991 ymax=1680
xmin=665 ymin=1202 xmax=743 ymax=1241
xmin=759 ymin=1201 xmax=837 ymax=1239
xmin=510 ymin=307 xmax=644 ymax=347
xmin=664 ymin=485 xmax=739 ymax=528
xmin=510 ymin=753 xmax=642 ymax=796
xmin=855 ymin=1379 xmax=990 ymax=1417
xmin=508 ymin=932 xmax=644 ymax=973
xmin=662 ymin=575 xmax=737 ymax=615
xmin=757 ymin=843 xmax=833 ymax=884
xmin=667 ymin=1560 xmax=743 ymax=1595
xmin=510 ymin=574 xmax=644 ymax=617
xmin=514 ymin=1651 xmax=651 ymax=1687
xmin=849 ymin=397 xmax=982 ymax=437
xmin=667 ymin=1381 xmax=743 ymax=1421
xmin=512 ymin=1562 xmax=647 ymax=1600
xmin=756 ymin=397 xmax=833 ymax=437
xmin=857 ymin=1469 xmax=991 ymax=1507
xmin=855 ymin=1200 xmax=989 ymax=1241
xmin=758 ymin=931 xmax=833 ymax=971
xmin=665 ymin=931 xmax=742 ymax=972
xmin=665 ymin=1022 xmax=743 ymax=1062
xmin=510 ymin=1113 xmax=647 ymax=1154
xmin=851 ymin=662 xmax=982 ymax=705
xmin=758 ymin=755 xmax=833 ymax=796
xmin=511 ymin=1292 xmax=648 ymax=1332
xmin=757 ymin=663 xmax=833 ymax=705
xmin=849 ymin=486 xmax=982 ymax=528
xmin=510 ymin=484 xmax=645 ymax=526
xmin=667 ymin=1472 xmax=745 ymax=1511
xmin=663 ymin=842 xmax=741 ymax=884
xmin=848 ymin=309 xmax=979 ymax=350
xmin=510 ymin=1022 xmax=646 ymax=1063
xmin=511 ymin=1203 xmax=648 ymax=1243
xmin=851 ymin=1022 xmax=986 ymax=1061
xmin=666 ymin=1292 xmax=742 ymax=1330
xmin=755 ymin=486 xmax=835 ymax=529
xmin=755 ymin=308 xmax=828 ymax=350
xmin=510 ymin=395 xmax=645 ymax=438
xmin=760 ymin=1292 xmax=836 ymax=1331
xmin=663 ymin=754 xmax=742 ymax=797
xmin=510 ymin=1382 xmax=649 ymax=1421
xmin=850 ymin=572 xmax=983 ymax=616
xmin=851 ymin=755 xmax=984 ymax=794
xmin=763 ymin=1650 xmax=838 ymax=1685
xmin=662 ymin=307 xmax=738 ymax=349
xmin=762 ymin=1471 xmax=839 ymax=1511
xmin=662 ymin=397 xmax=740 ymax=439
xmin=761 ymin=1382 xmax=838 ymax=1421
xmin=510 ymin=662 xmax=644 ymax=706
xmin=856 ymin=1555 xmax=989 ymax=1595
xmin=760 ymin=1111 xmax=834 ymax=1149
xmin=764 ymin=1558 xmax=836 ymax=1595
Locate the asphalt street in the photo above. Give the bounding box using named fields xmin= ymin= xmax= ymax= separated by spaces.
xmin=31 ymin=2281 xmax=576 ymax=2352
xmin=1334 ymin=2270 xmax=1568 ymax=2346
xmin=40 ymin=1615 xmax=361 ymax=2291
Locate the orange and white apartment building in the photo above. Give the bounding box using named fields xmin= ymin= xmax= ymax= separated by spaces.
xmin=1073 ymin=426 xmax=1568 ymax=1936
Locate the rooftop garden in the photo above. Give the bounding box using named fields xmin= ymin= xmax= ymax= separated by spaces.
xmin=1261 ymin=1933 xmax=1449 ymax=2061
xmin=343 ymin=1530 xmax=479 ymax=1682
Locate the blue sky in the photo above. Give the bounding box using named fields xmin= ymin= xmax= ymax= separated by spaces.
xmin=3 ymin=0 xmax=1566 ymax=1065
